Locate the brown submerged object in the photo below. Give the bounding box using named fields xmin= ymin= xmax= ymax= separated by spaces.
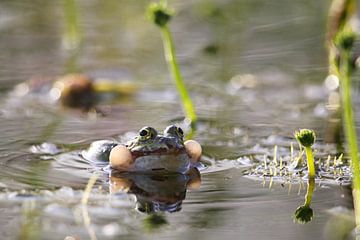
xmin=53 ymin=74 xmax=96 ymax=109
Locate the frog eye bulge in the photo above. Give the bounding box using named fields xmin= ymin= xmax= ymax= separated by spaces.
xmin=139 ymin=129 xmax=148 ymax=137
xmin=177 ymin=127 xmax=184 ymax=137
xmin=139 ymin=126 xmax=157 ymax=140
xmin=164 ymin=125 xmax=184 ymax=138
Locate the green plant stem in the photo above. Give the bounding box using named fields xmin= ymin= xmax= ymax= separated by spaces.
xmin=339 ymin=49 xmax=360 ymax=226
xmin=160 ymin=26 xmax=197 ymax=124
xmin=305 ymin=146 xmax=316 ymax=179
xmin=304 ymin=177 xmax=315 ymax=207
xmin=82 ymin=173 xmax=99 ymax=240
xmin=64 ymin=0 xmax=81 ymax=50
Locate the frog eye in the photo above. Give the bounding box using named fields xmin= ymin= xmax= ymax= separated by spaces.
xmin=139 ymin=129 xmax=148 ymax=137
xmin=177 ymin=127 xmax=184 ymax=137
xmin=139 ymin=126 xmax=157 ymax=140
xmin=164 ymin=125 xmax=184 ymax=138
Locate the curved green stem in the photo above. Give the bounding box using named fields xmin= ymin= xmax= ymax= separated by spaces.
xmin=160 ymin=26 xmax=197 ymax=125
xmin=63 ymin=0 xmax=81 ymax=50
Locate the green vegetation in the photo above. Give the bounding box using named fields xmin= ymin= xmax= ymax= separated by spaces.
xmin=147 ymin=1 xmax=197 ymax=126
xmin=63 ymin=0 xmax=81 ymax=50
xmin=82 ymin=173 xmax=99 ymax=240
xmin=144 ymin=213 xmax=168 ymax=231
xmin=18 ymin=201 xmax=41 ymax=240
xmin=327 ymin=0 xmax=356 ymax=75
xmin=295 ymin=129 xmax=316 ymax=179
xmin=294 ymin=178 xmax=315 ymax=224
xmin=327 ymin=0 xmax=360 ymax=228
xmin=336 ymin=30 xmax=360 ymax=228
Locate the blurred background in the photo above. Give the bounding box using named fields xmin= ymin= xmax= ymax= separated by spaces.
xmin=0 ymin=1 xmax=357 ymax=240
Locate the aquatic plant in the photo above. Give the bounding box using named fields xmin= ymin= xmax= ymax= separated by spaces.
xmin=246 ymin=143 xmax=351 ymax=186
xmin=327 ymin=0 xmax=360 ymax=228
xmin=18 ymin=201 xmax=41 ymax=240
xmin=325 ymin=0 xmax=356 ymax=148
xmin=147 ymin=1 xmax=197 ymax=126
xmin=294 ymin=205 xmax=313 ymax=224
xmin=294 ymin=178 xmax=315 ymax=224
xmin=63 ymin=0 xmax=81 ymax=50
xmin=327 ymin=0 xmax=356 ymax=76
xmin=336 ymin=29 xmax=360 ymax=228
xmin=144 ymin=213 xmax=168 ymax=231
xmin=295 ymin=129 xmax=316 ymax=179
xmin=82 ymin=173 xmax=99 ymax=240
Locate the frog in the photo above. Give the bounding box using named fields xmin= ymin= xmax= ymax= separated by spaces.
xmin=82 ymin=125 xmax=202 ymax=174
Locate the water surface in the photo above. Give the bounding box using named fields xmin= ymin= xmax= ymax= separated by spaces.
xmin=0 ymin=0 xmax=355 ymax=239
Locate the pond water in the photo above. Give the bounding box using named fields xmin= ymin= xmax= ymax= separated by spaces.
xmin=0 ymin=0 xmax=357 ymax=239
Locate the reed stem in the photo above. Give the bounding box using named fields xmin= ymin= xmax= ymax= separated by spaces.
xmin=160 ymin=26 xmax=197 ymax=124
xmin=338 ymin=40 xmax=360 ymax=226
xmin=63 ymin=0 xmax=81 ymax=50
xmin=148 ymin=2 xmax=197 ymax=126
xmin=328 ymin=0 xmax=360 ymax=228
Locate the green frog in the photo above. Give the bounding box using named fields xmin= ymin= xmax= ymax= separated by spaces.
xmin=82 ymin=125 xmax=202 ymax=174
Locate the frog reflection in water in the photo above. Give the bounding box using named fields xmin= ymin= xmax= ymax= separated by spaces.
xmin=83 ymin=125 xmax=202 ymax=174
xmin=110 ymin=168 xmax=201 ymax=213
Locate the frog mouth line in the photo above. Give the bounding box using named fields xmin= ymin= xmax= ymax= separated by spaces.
xmin=131 ymin=148 xmax=187 ymax=159
xmin=150 ymin=168 xmax=166 ymax=171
